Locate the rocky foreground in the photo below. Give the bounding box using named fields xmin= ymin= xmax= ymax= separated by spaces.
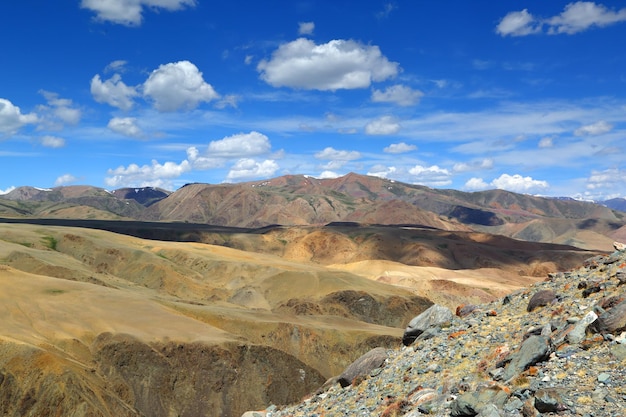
xmin=247 ymin=244 xmax=626 ymax=417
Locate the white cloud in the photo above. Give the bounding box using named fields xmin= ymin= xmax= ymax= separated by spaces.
xmin=105 ymin=159 xmax=192 ymax=188
xmin=547 ymin=2 xmax=626 ymax=35
xmin=0 ymin=186 xmax=16 ymax=195
xmin=215 ymin=94 xmax=240 ymax=109
xmin=37 ymin=90 xmax=81 ymax=127
xmin=91 ymin=74 xmax=139 ymax=111
xmin=40 ymin=135 xmax=66 ymax=148
xmin=226 ymin=158 xmax=279 ymax=181
xmin=55 ymin=174 xmax=78 ymax=186
xmin=371 ymin=84 xmax=423 ymax=106
xmin=453 ymin=158 xmax=493 ymax=173
xmin=491 ymin=173 xmax=549 ymax=193
xmin=257 ymin=38 xmax=399 ymax=91
xmin=376 ymin=2 xmax=398 ymax=19
xmin=143 ymin=61 xmax=219 ymax=112
xmin=0 ymin=98 xmax=38 ymax=135
xmin=538 ymin=136 xmax=554 ymax=148
xmin=464 ymin=177 xmax=490 ymax=191
xmin=365 ymin=115 xmax=400 ymax=135
xmin=207 ymin=131 xmax=271 ymax=157
xmin=367 ymin=165 xmax=396 ymax=179
xmin=317 ymin=170 xmax=341 ymax=179
xmin=315 ymin=147 xmax=361 ymax=161
xmin=383 ymin=142 xmax=416 ymax=154
xmin=80 ymin=0 xmax=196 ymax=26
xmin=496 ymin=9 xmax=541 ymax=36
xmin=298 ymin=21 xmax=315 ymax=35
xmin=497 ymin=2 xmax=626 ymax=37
xmin=108 ymin=117 xmax=143 ymax=138
xmin=574 ymin=120 xmax=613 ymax=136
xmin=408 ymin=164 xmax=452 ymax=186
xmin=104 ymin=60 xmax=128 ymax=73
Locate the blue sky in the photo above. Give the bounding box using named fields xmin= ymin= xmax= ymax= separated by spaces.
xmin=1 ymin=1 xmax=625 ymax=200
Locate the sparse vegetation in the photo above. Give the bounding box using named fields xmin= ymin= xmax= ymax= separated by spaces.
xmin=42 ymin=236 xmax=58 ymax=250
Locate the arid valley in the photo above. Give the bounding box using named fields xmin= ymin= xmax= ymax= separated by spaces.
xmin=1 ymin=173 xmax=625 ymax=416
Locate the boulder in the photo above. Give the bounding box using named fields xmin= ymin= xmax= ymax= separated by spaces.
xmin=337 ymin=347 xmax=387 ymax=388
xmin=527 ymin=290 xmax=557 ymax=312
xmin=502 ymin=335 xmax=552 ymax=381
xmin=591 ymin=300 xmax=626 ymax=334
xmin=402 ymin=304 xmax=454 ymax=346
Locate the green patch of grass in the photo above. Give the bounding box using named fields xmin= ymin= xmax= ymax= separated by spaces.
xmin=42 ymin=236 xmax=58 ymax=251
xmin=44 ymin=288 xmax=66 ymax=295
xmin=17 ymin=242 xmax=33 ymax=248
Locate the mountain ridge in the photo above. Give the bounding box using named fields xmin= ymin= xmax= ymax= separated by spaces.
xmin=1 ymin=173 xmax=624 ymax=251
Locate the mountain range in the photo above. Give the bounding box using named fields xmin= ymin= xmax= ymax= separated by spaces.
xmin=2 ymin=173 xmax=625 ymax=251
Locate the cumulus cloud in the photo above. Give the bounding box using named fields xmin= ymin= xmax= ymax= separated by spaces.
xmin=206 ymin=131 xmax=271 ymax=157
xmin=574 ymin=120 xmax=613 ymax=136
xmin=365 ymin=115 xmax=400 ymax=135
xmin=367 ymin=165 xmax=396 ymax=179
xmin=315 ymin=147 xmax=361 ymax=161
xmin=497 ymin=2 xmax=626 ymax=36
xmin=91 ymin=74 xmax=139 ymax=111
xmin=371 ymin=84 xmax=423 ymax=106
xmin=383 ymin=142 xmax=416 ymax=154
xmin=0 ymin=186 xmax=16 ymax=195
xmin=226 ymin=158 xmax=279 ymax=181
xmin=547 ymin=1 xmax=626 ymax=34
xmin=105 ymin=159 xmax=192 ymax=188
xmin=37 ymin=90 xmax=81 ymax=128
xmin=408 ymin=164 xmax=452 ymax=186
xmin=40 ymin=135 xmax=66 ymax=148
xmin=0 ymin=98 xmax=38 ymax=136
xmin=464 ymin=177 xmax=490 ymax=191
xmin=464 ymin=174 xmax=549 ymax=193
xmin=496 ymin=9 xmax=541 ymax=36
xmin=257 ymin=38 xmax=399 ymax=90
xmin=317 ymin=170 xmax=341 ymax=179
xmin=491 ymin=173 xmax=549 ymax=193
xmin=298 ymin=21 xmax=315 ymax=35
xmin=108 ymin=117 xmax=144 ymax=138
xmin=80 ymin=0 xmax=196 ymax=26
xmin=143 ymin=61 xmax=219 ymax=112
xmin=55 ymin=174 xmax=78 ymax=186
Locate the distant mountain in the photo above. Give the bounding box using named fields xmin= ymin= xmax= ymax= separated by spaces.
xmin=1 ymin=173 xmax=625 ymax=250
xmin=110 ymin=187 xmax=170 ymax=206
xmin=601 ymin=197 xmax=626 ymax=212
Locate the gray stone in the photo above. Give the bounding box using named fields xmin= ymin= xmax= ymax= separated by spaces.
xmin=502 ymin=335 xmax=552 ymax=381
xmin=477 ymin=404 xmax=502 ymax=417
xmin=566 ymin=310 xmax=598 ymax=344
xmin=597 ymin=372 xmax=611 ymax=383
xmin=402 ymin=304 xmax=454 ymax=346
xmin=592 ymin=300 xmax=626 ymax=335
xmin=527 ymin=290 xmax=557 ymax=312
xmin=534 ymin=388 xmax=563 ymax=413
xmin=504 ymin=396 xmax=524 ymax=412
xmin=337 ymin=347 xmax=387 ymax=388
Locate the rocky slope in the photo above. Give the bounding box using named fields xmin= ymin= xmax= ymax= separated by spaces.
xmin=255 ymin=243 xmax=626 ymax=417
